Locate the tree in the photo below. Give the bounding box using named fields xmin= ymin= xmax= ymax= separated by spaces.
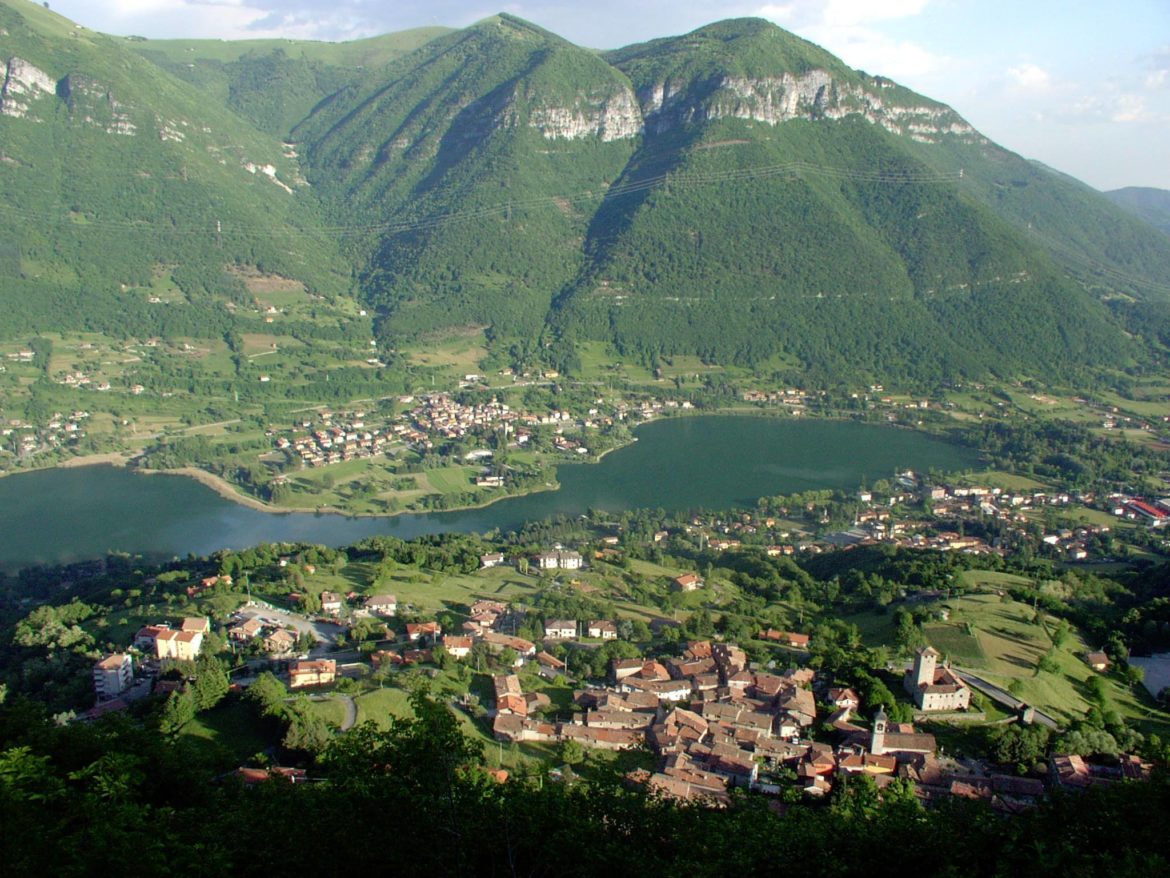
xmin=158 ymin=689 xmax=197 ymax=736
xmin=560 ymin=739 xmax=585 ymax=766
xmin=192 ymin=655 xmax=230 ymax=711
xmin=282 ymin=698 xmax=333 ymax=753
xmin=247 ymin=671 xmax=288 ymax=717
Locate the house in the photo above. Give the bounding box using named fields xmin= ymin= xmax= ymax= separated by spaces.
xmin=229 ymin=618 xmax=263 ymax=642
xmin=236 ymin=766 xmax=308 ymax=786
xmin=147 ymin=627 xmax=203 ymax=661
xmin=320 ymin=592 xmax=344 ymax=615
xmin=903 ymin=646 xmax=971 ymax=711
xmin=93 ymin=654 xmax=133 ymax=700
xmin=544 ymin=619 xmax=578 ymax=640
xmin=828 ymin=687 xmax=861 ymax=711
xmin=1086 ymin=651 xmax=1111 ymax=672
xmin=759 ymin=630 xmax=810 ymax=648
xmin=481 ymin=632 xmax=536 ymax=661
xmin=673 ymin=572 xmax=703 ymax=592
xmin=406 ymin=621 xmax=442 ymax=643
xmin=1124 ymin=500 xmax=1169 ymax=524
xmin=442 ymin=635 xmax=473 ymax=659
xmin=289 ymin=659 xmax=336 ymax=689
xmin=264 ymin=629 xmax=296 ymax=655
xmin=480 ymin=552 xmax=505 ymax=569
xmin=181 ymin=617 xmax=210 ymax=634
xmin=135 ymin=624 xmax=174 ymax=651
xmin=535 ymin=651 xmax=566 ymax=678
xmin=172 ymin=630 xmax=204 ymax=661
xmin=535 ymin=550 xmax=583 ymax=570
xmin=587 ymin=620 xmax=618 ymax=640
xmin=364 ymin=594 xmax=398 ymax=617
xmin=612 ymin=658 xmax=644 ymax=682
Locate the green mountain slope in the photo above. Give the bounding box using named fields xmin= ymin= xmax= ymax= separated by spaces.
xmin=124 ymin=27 xmax=451 ymax=138
xmin=0 ymin=0 xmax=349 ymax=338
xmin=547 ymin=19 xmax=1131 ymax=381
xmin=4 ymin=6 xmax=1170 ymax=387
xmin=297 ymin=14 xmax=641 ymax=340
xmin=1105 ymin=187 xmax=1170 ymax=235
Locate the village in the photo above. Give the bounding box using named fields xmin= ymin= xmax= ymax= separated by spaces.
xmin=78 ymin=498 xmax=1159 ymax=813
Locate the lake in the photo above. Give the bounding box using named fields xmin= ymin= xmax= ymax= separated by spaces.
xmin=0 ymin=416 xmax=979 ymax=570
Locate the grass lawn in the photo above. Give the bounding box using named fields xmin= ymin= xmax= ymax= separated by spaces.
xmin=846 ymin=592 xmax=1170 ymax=730
xmin=420 ymin=465 xmax=479 ymax=494
xmin=841 ymin=609 xmax=898 ymax=647
xmin=353 ymin=687 xmax=415 ymax=729
xmin=942 ymin=594 xmax=1170 ymax=728
xmin=381 ymin=566 xmax=545 ymax=613
xmin=302 ymin=695 xmax=348 ymax=728
xmin=956 ymin=570 xmax=1035 ymax=591
xmin=181 ymin=697 xmax=271 ymax=760
xmin=627 ymin=558 xmax=689 ymax=580
xmin=923 ymin=622 xmax=987 ymax=665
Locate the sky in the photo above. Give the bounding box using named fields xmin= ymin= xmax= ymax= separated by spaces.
xmin=40 ymin=0 xmax=1170 ymax=190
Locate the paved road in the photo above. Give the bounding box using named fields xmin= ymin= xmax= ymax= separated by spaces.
xmin=955 ymin=668 xmax=1062 ymax=731
xmin=337 ymin=694 xmax=357 ymax=731
xmin=294 ymin=694 xmax=357 ymax=731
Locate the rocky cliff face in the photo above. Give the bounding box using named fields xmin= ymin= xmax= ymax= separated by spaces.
xmin=633 ymin=69 xmax=982 ymax=144
xmin=0 ymin=56 xmax=55 ymax=119
xmin=59 ymin=73 xmax=136 ymax=135
xmin=528 ymin=87 xmax=642 ymax=141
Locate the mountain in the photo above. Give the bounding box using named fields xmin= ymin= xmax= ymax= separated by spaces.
xmin=123 ymin=27 xmax=451 ymax=138
xmin=549 ymin=20 xmax=1126 ymax=381
xmin=3 ymin=5 xmax=1170 ymax=386
xmin=1106 ymin=187 xmax=1170 ymax=235
xmin=0 ymin=0 xmax=351 ymax=340
xmin=295 ymin=14 xmax=643 ymax=339
xmin=291 ymin=16 xmax=1169 ymax=382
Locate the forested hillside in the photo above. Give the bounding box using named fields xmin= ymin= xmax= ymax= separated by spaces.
xmin=0 ymin=0 xmax=351 ymax=341
xmin=1107 ymin=187 xmax=1170 ymax=236
xmin=2 ymin=3 xmax=1170 ymax=385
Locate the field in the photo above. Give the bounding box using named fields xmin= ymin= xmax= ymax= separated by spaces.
xmin=921 ymin=622 xmax=986 ymax=665
xmin=927 ymin=594 xmax=1166 ymax=728
xmin=180 ymin=697 xmax=272 ymax=760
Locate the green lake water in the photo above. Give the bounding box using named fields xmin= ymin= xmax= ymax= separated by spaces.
xmin=0 ymin=416 xmax=978 ymax=570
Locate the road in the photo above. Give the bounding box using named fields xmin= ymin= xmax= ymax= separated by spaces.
xmin=955 ymin=668 xmax=1062 ymax=731
xmin=293 ymin=694 xmax=357 ymax=731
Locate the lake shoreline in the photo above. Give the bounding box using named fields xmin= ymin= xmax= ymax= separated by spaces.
xmin=0 ymin=416 xmax=980 ymax=572
xmin=0 ymin=436 xmax=643 ymax=520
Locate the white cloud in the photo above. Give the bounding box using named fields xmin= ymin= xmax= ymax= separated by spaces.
xmin=821 ymin=0 xmax=930 ymax=27
xmin=1006 ymin=63 xmax=1050 ymax=92
xmin=1112 ymin=94 xmax=1149 ymax=123
xmin=755 ymin=0 xmax=929 ymax=28
xmin=755 ymin=0 xmax=945 ymax=79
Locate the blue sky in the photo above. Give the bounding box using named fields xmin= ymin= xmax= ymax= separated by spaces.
xmin=43 ymin=0 xmax=1170 ymax=190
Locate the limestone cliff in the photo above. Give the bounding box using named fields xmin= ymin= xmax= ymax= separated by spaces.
xmin=0 ymin=56 xmax=55 ymax=119
xmin=635 ymin=70 xmax=982 ymax=144
xmin=528 ymin=86 xmax=642 ymax=141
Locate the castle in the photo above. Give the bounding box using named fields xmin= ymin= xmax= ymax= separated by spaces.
xmin=903 ymin=646 xmax=971 ymax=711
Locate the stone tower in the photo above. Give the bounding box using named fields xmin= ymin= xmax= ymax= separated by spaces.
xmin=914 ymin=646 xmax=940 ymax=688
xmin=871 ymin=705 xmax=888 ymax=755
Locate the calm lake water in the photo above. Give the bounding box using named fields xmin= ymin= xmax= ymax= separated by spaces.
xmin=0 ymin=416 xmax=978 ymax=570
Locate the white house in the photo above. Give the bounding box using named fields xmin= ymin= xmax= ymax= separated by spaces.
xmin=364 ymin=594 xmax=398 ymax=617
xmin=544 ymin=619 xmax=578 ymax=640
xmin=93 ymin=653 xmax=133 ymax=701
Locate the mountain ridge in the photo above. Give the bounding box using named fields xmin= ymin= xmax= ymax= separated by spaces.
xmin=2 ymin=2 xmax=1169 ymax=386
